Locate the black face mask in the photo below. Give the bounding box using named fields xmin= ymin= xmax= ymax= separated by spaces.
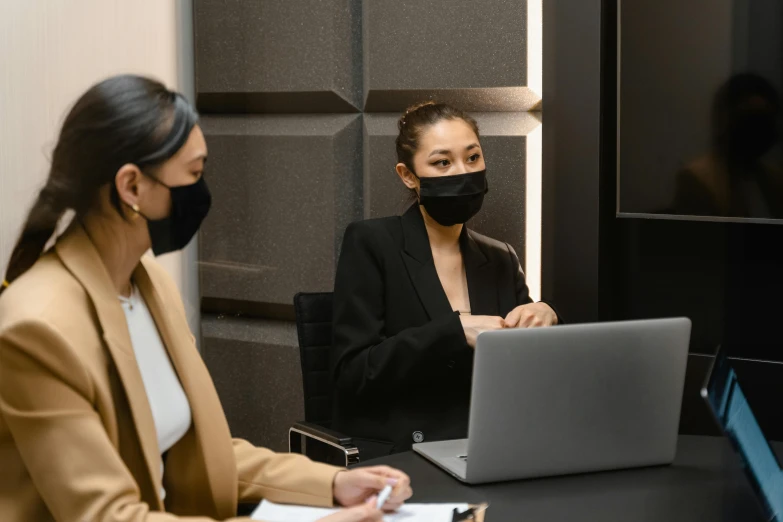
xmin=417 ymin=170 xmax=488 ymax=226
xmin=141 ymin=176 xmax=212 ymax=256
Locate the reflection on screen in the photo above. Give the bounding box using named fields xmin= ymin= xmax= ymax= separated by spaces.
xmin=618 ymin=0 xmax=783 ymax=220
xmin=713 ymin=366 xmax=783 ymax=518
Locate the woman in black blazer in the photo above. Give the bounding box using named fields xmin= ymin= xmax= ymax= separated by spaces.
xmin=331 ymin=102 xmax=560 ymax=459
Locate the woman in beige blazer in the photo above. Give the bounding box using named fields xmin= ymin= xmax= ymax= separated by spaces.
xmin=0 ymin=75 xmax=411 ymax=522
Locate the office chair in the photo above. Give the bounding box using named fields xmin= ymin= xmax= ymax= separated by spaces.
xmin=289 ymin=292 xmax=360 ymax=467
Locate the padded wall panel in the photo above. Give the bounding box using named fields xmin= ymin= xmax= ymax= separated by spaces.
xmin=194 ymin=0 xmax=540 ymax=443
xmin=194 ymin=0 xmax=362 ymax=113
xmin=202 ymin=315 xmax=302 ymax=451
xmin=364 ymin=112 xmax=541 ymax=264
xmin=363 ymin=0 xmax=537 ymax=112
xmin=199 ymin=115 xmax=362 ymax=306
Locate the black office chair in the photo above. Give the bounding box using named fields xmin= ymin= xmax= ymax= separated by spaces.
xmin=289 ymin=292 xmax=360 ymax=467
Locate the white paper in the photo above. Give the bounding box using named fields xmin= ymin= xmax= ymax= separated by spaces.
xmin=251 ymin=500 xmax=470 ymax=522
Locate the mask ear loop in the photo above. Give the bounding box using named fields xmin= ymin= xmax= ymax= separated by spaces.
xmin=407 ymin=166 xmax=422 ymax=204
xmin=140 ymin=169 xmax=173 ymax=190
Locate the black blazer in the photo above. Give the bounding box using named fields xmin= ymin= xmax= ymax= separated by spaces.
xmin=331 ymin=205 xmax=556 ymax=459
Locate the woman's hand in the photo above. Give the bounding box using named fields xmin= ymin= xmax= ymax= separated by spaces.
xmin=333 ymin=466 xmax=412 ymax=512
xmin=460 ymin=315 xmax=505 ymax=348
xmin=503 ymin=302 xmax=558 ymax=329
xmin=317 ymin=497 xmax=384 ymax=522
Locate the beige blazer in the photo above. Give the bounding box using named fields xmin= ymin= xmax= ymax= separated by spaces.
xmin=0 ymin=225 xmax=340 ymax=521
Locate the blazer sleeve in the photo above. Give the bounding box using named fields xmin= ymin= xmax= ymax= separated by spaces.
xmin=507 ymin=243 xmax=564 ymax=324
xmin=232 ymin=438 xmax=339 ymax=507
xmin=145 ymin=259 xmax=342 ymax=511
xmin=331 ymin=222 xmax=470 ymax=398
xmin=507 ymin=243 xmax=534 ymax=307
xmin=0 ymin=319 xmax=258 ymax=522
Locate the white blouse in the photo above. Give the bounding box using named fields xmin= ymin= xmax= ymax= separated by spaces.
xmin=119 ymin=285 xmax=192 ymax=500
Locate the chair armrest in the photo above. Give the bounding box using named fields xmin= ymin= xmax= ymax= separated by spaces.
xmin=291 ymin=421 xmax=353 ymax=446
xmin=289 ymin=421 xmax=360 ymax=467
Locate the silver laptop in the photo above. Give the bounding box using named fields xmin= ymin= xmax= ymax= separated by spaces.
xmin=413 ymin=318 xmax=691 ymax=484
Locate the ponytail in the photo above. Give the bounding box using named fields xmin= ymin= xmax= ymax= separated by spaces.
xmin=1 ymin=185 xmax=66 ymax=295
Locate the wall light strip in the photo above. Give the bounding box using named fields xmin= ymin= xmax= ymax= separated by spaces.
xmin=526 ymin=0 xmax=543 ymax=301
xmin=525 ymin=123 xmax=543 ymax=302
xmin=527 ymin=0 xmax=543 ymax=98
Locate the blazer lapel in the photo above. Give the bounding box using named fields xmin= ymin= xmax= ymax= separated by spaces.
xmin=461 ymin=229 xmax=499 ymax=316
xmin=400 ymin=205 xmax=454 ymax=320
xmin=55 ymin=225 xmax=164 ymax=510
xmin=134 ymin=260 xmax=237 ymax=519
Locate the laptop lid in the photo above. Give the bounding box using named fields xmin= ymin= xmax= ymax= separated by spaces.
xmin=465 ymin=318 xmax=691 ymax=483
xmin=701 ymin=345 xmax=783 ymax=521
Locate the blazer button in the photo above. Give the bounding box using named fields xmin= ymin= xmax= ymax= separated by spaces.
xmin=447 ymin=359 xmax=456 ymax=369
xmin=413 ymin=431 xmax=424 ymax=443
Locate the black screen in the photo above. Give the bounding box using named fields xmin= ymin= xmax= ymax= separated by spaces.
xmin=618 ymin=0 xmax=783 ymax=221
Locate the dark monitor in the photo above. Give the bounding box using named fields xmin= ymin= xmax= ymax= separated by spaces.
xmin=617 ymin=0 xmax=783 ymax=222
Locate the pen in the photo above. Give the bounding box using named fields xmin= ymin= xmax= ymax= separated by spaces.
xmin=376 ymin=484 xmax=393 ymax=509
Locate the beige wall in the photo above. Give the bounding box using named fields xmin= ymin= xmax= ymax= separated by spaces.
xmin=0 ymin=0 xmax=199 ymax=337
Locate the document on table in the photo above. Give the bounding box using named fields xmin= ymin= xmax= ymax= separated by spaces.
xmin=251 ymin=500 xmax=470 ymax=522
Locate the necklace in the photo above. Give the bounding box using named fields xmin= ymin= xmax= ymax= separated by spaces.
xmin=118 ymin=283 xmax=135 ymax=311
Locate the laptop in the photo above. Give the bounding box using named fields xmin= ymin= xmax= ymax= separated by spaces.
xmin=413 ymin=318 xmax=691 ymax=484
xmin=701 ymin=344 xmax=783 ymax=521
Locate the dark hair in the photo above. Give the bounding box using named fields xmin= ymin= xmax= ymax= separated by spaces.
xmin=1 ymin=74 xmax=198 ymax=293
xmin=395 ymin=101 xmax=480 ymax=173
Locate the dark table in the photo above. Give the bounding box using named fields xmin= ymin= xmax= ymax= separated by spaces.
xmin=365 ymin=435 xmax=779 ymax=521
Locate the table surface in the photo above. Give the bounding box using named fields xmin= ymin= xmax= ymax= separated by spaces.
xmin=364 ymin=435 xmax=780 ymax=521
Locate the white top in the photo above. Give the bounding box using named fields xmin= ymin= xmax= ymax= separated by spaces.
xmin=119 ymin=284 xmax=192 ymax=500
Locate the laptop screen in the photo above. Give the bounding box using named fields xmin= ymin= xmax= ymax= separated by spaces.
xmin=703 ymin=348 xmax=783 ymax=520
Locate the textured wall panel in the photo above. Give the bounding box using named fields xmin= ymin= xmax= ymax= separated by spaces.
xmin=194 ymin=0 xmax=362 ymax=113
xmin=364 ymin=112 xmax=541 ymax=264
xmin=199 ymin=115 xmax=362 ymax=307
xmin=202 ymin=315 xmax=301 ymax=451
xmin=194 ymin=0 xmax=544 ymax=442
xmin=363 ymin=0 xmax=538 ymax=112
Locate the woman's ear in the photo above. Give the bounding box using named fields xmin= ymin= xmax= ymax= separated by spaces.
xmin=395 ymin=163 xmax=419 ymax=191
xmin=114 ymin=163 xmax=144 ymax=209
